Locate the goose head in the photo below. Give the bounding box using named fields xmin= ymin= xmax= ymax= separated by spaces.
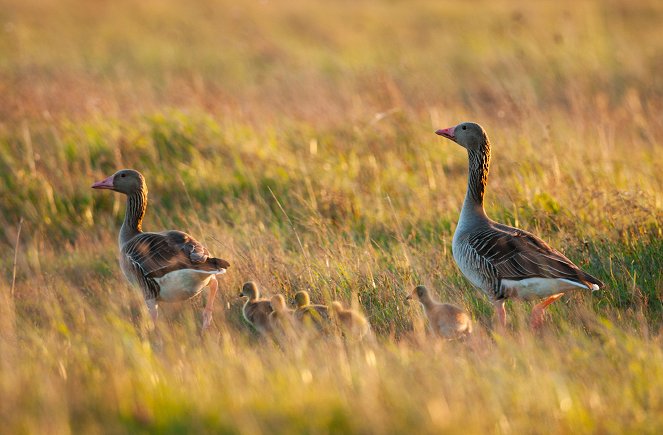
xmin=294 ymin=290 xmax=311 ymax=308
xmin=92 ymin=169 xmax=146 ymax=195
xmin=240 ymin=281 xmax=260 ymax=300
xmin=270 ymin=294 xmax=287 ymax=312
xmin=436 ymin=122 xmax=488 ymax=151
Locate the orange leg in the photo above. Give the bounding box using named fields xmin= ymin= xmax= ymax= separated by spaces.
xmin=202 ymin=275 xmax=218 ymax=333
xmin=530 ymin=293 xmax=564 ymax=329
xmin=493 ymin=299 xmax=507 ymax=330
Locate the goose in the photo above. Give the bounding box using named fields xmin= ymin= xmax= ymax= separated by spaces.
xmin=435 ymin=122 xmax=604 ymax=328
xmin=269 ymin=294 xmax=295 ymax=323
xmin=293 ymin=290 xmax=330 ymax=331
xmin=406 ymin=286 xmax=472 ymax=339
xmin=239 ymin=281 xmax=273 ymax=334
xmin=269 ymin=294 xmax=296 ymax=335
xmin=92 ymin=169 xmax=229 ymax=331
xmin=330 ymin=301 xmax=371 ymax=341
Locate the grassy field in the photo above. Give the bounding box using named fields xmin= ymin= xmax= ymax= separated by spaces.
xmin=1 ymin=0 xmax=663 ymax=432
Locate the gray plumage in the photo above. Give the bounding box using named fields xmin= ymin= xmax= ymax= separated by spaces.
xmin=92 ymin=169 xmax=229 ymax=303
xmin=435 ymin=123 xmax=603 ymax=326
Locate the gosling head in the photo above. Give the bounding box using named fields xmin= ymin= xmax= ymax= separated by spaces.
xmin=436 ymin=122 xmax=488 ymax=152
xmin=406 ymin=285 xmax=429 ymax=303
xmin=92 ymin=169 xmax=146 ymax=196
xmin=331 ymin=301 xmax=344 ymax=313
xmin=294 ymin=290 xmax=311 ymax=308
xmin=240 ymin=281 xmax=260 ymax=300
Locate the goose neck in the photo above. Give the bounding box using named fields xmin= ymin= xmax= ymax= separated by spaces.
xmin=419 ymin=294 xmax=435 ymax=310
xmin=460 ymin=147 xmax=490 ymax=221
xmin=120 ymin=189 xmax=147 ymax=245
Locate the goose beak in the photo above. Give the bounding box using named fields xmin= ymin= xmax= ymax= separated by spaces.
xmin=91 ymin=175 xmax=115 ymax=190
xmin=435 ymin=126 xmax=456 ymax=142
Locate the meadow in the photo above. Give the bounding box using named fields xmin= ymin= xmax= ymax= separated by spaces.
xmin=1 ymin=0 xmax=662 ymax=432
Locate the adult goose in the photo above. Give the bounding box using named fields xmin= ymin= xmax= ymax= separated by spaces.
xmin=406 ymin=286 xmax=472 ymax=339
xmin=435 ymin=123 xmax=604 ymax=328
xmin=92 ymin=169 xmax=229 ymax=331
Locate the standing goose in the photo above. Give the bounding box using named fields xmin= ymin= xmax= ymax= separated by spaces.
xmin=239 ymin=282 xmax=273 ymax=335
xmin=406 ymin=286 xmax=472 ymax=339
xmin=435 ymin=123 xmax=604 ymax=328
xmin=92 ymin=169 xmax=229 ymax=331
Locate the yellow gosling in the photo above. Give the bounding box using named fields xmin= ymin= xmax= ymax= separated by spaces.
xmin=330 ymin=301 xmax=371 ymax=341
xmin=269 ymin=294 xmax=296 ymax=334
xmin=406 ymin=285 xmax=472 ymax=340
xmin=239 ymin=281 xmax=273 ymax=335
xmin=294 ymin=290 xmax=330 ymax=332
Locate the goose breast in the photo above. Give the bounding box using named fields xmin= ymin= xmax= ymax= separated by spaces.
xmin=452 ymin=234 xmax=497 ymax=295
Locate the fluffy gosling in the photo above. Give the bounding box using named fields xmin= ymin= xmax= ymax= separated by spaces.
xmin=239 ymin=281 xmax=273 ymax=334
xmin=406 ymin=285 xmax=472 ymax=339
xmin=330 ymin=301 xmax=371 ymax=341
xmin=294 ymin=290 xmax=330 ymax=332
xmin=269 ymin=294 xmax=296 ymax=332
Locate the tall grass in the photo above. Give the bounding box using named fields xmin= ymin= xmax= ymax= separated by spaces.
xmin=1 ymin=0 xmax=662 ymax=432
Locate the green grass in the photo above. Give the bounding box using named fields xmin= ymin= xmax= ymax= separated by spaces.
xmin=1 ymin=0 xmax=663 ymax=432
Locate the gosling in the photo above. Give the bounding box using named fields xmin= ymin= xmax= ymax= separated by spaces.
xmin=406 ymin=285 xmax=472 ymax=339
xmin=330 ymin=301 xmax=371 ymax=341
xmin=239 ymin=281 xmax=273 ymax=334
xmin=269 ymin=294 xmax=296 ymax=332
xmin=294 ymin=290 xmax=330 ymax=332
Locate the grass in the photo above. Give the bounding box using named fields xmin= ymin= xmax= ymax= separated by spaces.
xmin=1 ymin=0 xmax=663 ymax=432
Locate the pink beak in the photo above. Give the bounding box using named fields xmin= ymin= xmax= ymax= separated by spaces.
xmin=435 ymin=126 xmax=456 ymax=142
xmin=91 ymin=174 xmax=115 ymax=190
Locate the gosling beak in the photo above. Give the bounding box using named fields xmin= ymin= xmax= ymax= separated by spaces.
xmin=435 ymin=126 xmax=456 ymax=143
xmin=91 ymin=175 xmax=115 ymax=190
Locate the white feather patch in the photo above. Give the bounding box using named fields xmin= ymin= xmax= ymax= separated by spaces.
xmin=501 ymin=277 xmax=593 ymax=301
xmin=155 ymin=268 xmax=225 ymax=302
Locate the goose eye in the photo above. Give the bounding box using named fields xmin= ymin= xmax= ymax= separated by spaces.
xmin=121 ymin=174 xmax=126 ymax=178
xmin=462 ymin=125 xmax=467 ymax=130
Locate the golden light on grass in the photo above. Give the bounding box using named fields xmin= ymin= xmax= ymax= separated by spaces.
xmin=1 ymin=0 xmax=662 ymax=432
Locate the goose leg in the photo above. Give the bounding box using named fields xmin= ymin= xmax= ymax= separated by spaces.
xmin=146 ymin=298 xmax=158 ymax=327
xmin=493 ymin=299 xmax=507 ymax=329
xmin=530 ymin=293 xmax=564 ymax=329
xmin=202 ymin=275 xmax=218 ymax=332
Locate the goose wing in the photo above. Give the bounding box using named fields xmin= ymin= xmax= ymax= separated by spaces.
xmin=467 ymin=224 xmax=603 ymax=288
xmin=123 ymin=231 xmax=229 ymax=280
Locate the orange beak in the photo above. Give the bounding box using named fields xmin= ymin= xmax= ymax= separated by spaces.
xmin=435 ymin=126 xmax=456 ymax=143
xmin=91 ymin=175 xmax=114 ymax=190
